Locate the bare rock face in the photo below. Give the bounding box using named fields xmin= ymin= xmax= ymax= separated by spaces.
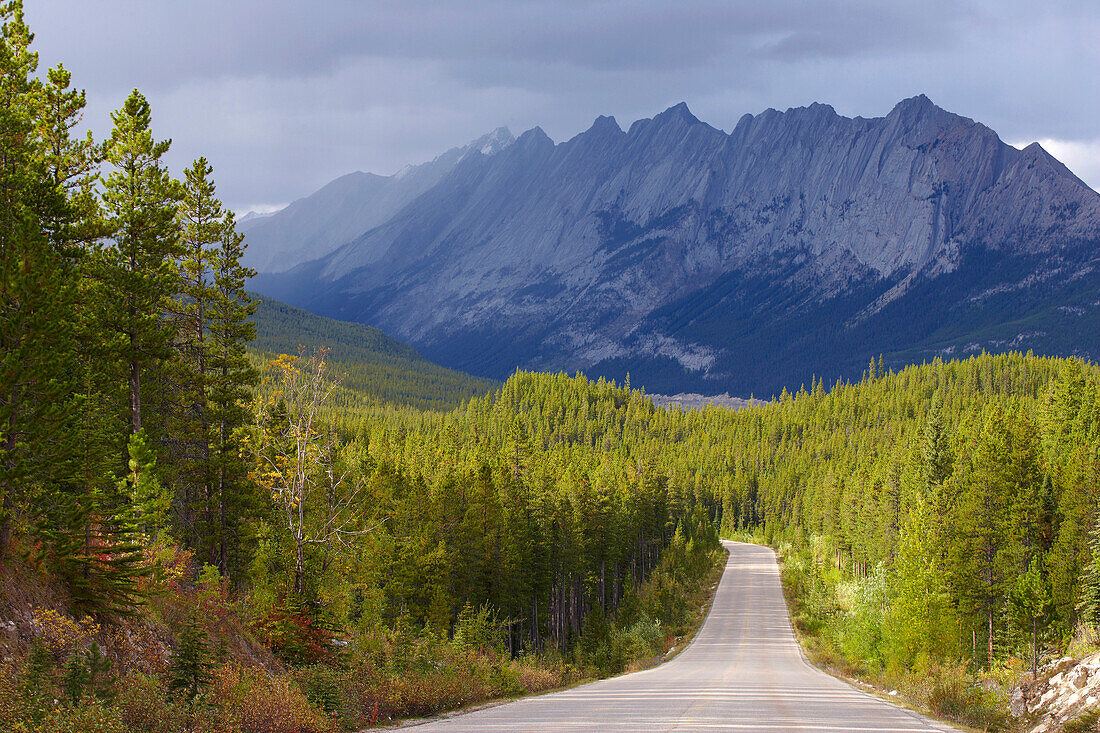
xmin=1014 ymin=654 xmax=1100 ymax=732
xmin=251 ymin=96 xmax=1100 ymax=396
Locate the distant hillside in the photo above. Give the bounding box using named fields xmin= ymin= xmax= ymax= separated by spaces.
xmin=249 ymin=294 xmax=496 ymax=411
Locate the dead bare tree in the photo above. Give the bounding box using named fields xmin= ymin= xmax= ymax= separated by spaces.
xmin=250 ymin=347 xmax=376 ymax=594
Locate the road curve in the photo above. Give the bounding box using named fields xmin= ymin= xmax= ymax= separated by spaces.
xmin=404 ymin=540 xmax=957 ymax=732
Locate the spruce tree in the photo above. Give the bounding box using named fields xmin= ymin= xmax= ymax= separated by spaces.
xmin=173 ymin=157 xmax=222 ymax=554
xmin=921 ymin=391 xmax=952 ymax=495
xmin=169 ymin=614 xmax=215 ymax=700
xmin=1077 ymin=522 xmax=1100 ymax=627
xmin=0 ymin=1 xmax=83 ymax=559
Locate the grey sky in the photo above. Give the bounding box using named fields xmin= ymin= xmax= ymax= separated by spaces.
xmin=26 ymin=0 xmax=1100 ymax=213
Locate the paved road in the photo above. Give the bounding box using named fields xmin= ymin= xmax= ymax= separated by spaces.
xmin=405 ymin=541 xmax=957 ymax=732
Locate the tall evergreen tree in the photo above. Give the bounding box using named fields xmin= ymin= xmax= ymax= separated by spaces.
xmin=921 ymin=390 xmax=952 ymax=496
xmin=172 ymin=157 xmax=222 ymax=552
xmin=176 ymin=159 xmax=258 ymax=574
xmin=0 ymin=1 xmax=82 ymax=558
xmin=207 ymin=205 xmax=258 ymax=577
xmin=97 ymin=88 xmax=180 ymax=439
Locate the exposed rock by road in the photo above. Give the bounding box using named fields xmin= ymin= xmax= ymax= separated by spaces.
xmin=1012 ymin=653 xmax=1100 ymax=732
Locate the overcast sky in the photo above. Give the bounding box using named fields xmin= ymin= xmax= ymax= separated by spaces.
xmin=26 ymin=0 xmax=1100 ymax=214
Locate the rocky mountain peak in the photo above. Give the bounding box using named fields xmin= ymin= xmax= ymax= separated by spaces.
xmin=884 ymin=93 xmax=972 ymax=136
xmin=785 ymin=101 xmax=839 ymax=119
xmin=627 ymin=102 xmax=708 ymax=135
xmin=472 ymin=126 xmax=515 ymax=156
xmin=516 ymin=126 xmax=554 ymax=150
xmin=587 ymin=114 xmax=623 ymax=135
xmin=652 ymin=101 xmax=704 ymax=128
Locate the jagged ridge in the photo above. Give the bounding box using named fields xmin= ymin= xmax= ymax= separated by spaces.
xmin=251 ymin=96 xmax=1100 ymax=395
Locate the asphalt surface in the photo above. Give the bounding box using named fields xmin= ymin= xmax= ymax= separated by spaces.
xmin=404 ymin=540 xmax=958 ymax=732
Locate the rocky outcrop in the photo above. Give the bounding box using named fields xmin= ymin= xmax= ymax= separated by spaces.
xmin=1012 ymin=654 xmax=1100 ymax=731
xmin=251 ymin=96 xmax=1100 ymax=395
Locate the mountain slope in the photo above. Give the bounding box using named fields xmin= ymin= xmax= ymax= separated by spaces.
xmin=249 ymin=294 xmax=496 ymax=410
xmin=240 ymin=128 xmax=514 ymax=273
xmin=252 ymin=96 xmax=1100 ymax=396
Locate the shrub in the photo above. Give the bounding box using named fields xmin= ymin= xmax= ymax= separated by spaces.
xmin=926 ymin=665 xmax=1011 ymax=732
xmin=114 ymin=672 xmax=188 ymax=733
xmin=37 ymin=700 xmax=127 ymax=733
xmin=208 ymin=662 xmax=336 ymax=733
xmin=31 ymin=608 xmax=98 ymax=662
xmin=1064 ymin=709 xmax=1100 ymax=733
xmin=452 ymin=603 xmax=507 ymax=654
xmin=0 ymin=658 xmax=30 ymax=730
xmin=252 ymin=596 xmax=333 ymax=665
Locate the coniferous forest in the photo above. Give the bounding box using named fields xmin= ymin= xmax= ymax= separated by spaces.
xmin=4 ymin=3 xmax=1100 ymax=731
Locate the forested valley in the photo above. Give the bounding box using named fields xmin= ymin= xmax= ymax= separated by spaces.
xmin=4 ymin=3 xmax=1100 ymax=732
xmin=0 ymin=6 xmax=721 ymax=730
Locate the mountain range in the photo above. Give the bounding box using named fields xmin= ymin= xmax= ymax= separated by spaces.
xmin=250 ymin=95 xmax=1100 ymax=396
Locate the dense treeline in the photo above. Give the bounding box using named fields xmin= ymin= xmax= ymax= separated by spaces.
xmin=295 ymin=351 xmax=1100 ymax=682
xmin=301 ymin=370 xmax=719 ymax=653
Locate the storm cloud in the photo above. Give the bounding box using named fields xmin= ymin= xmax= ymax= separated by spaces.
xmin=27 ymin=0 xmax=1100 ymax=212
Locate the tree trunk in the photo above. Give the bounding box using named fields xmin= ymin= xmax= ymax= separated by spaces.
xmin=295 ymin=487 xmax=306 ymax=594
xmin=988 ymin=607 xmax=994 ymax=666
xmin=294 ymin=535 xmax=305 ymax=595
xmin=217 ymin=358 xmax=229 ymax=574
xmin=1032 ymin=617 xmax=1038 ymax=676
xmin=129 ymin=358 xmax=141 ymax=434
xmin=0 ymin=491 xmax=11 ymax=560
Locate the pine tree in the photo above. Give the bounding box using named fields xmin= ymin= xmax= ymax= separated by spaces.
xmin=1076 ymin=521 xmax=1100 ymax=627
xmin=97 ymin=88 xmax=181 ymax=439
xmin=120 ymin=429 xmax=170 ymax=542
xmin=172 ymin=157 xmax=222 ymax=555
xmin=38 ymin=63 xmax=101 ymax=246
xmin=921 ymin=390 xmax=952 ymax=496
xmin=61 ymin=640 xmax=112 ymax=704
xmin=206 ymin=206 xmax=258 ymax=575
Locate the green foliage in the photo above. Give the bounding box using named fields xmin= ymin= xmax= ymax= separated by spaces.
xmin=120 ymin=429 xmax=170 ymax=539
xmin=0 ymin=0 xmax=86 ymax=563
xmin=0 ymin=0 xmax=265 ymax=614
xmin=453 ymin=603 xmax=508 ymax=655
xmin=925 ymin=664 xmax=1011 ymax=732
